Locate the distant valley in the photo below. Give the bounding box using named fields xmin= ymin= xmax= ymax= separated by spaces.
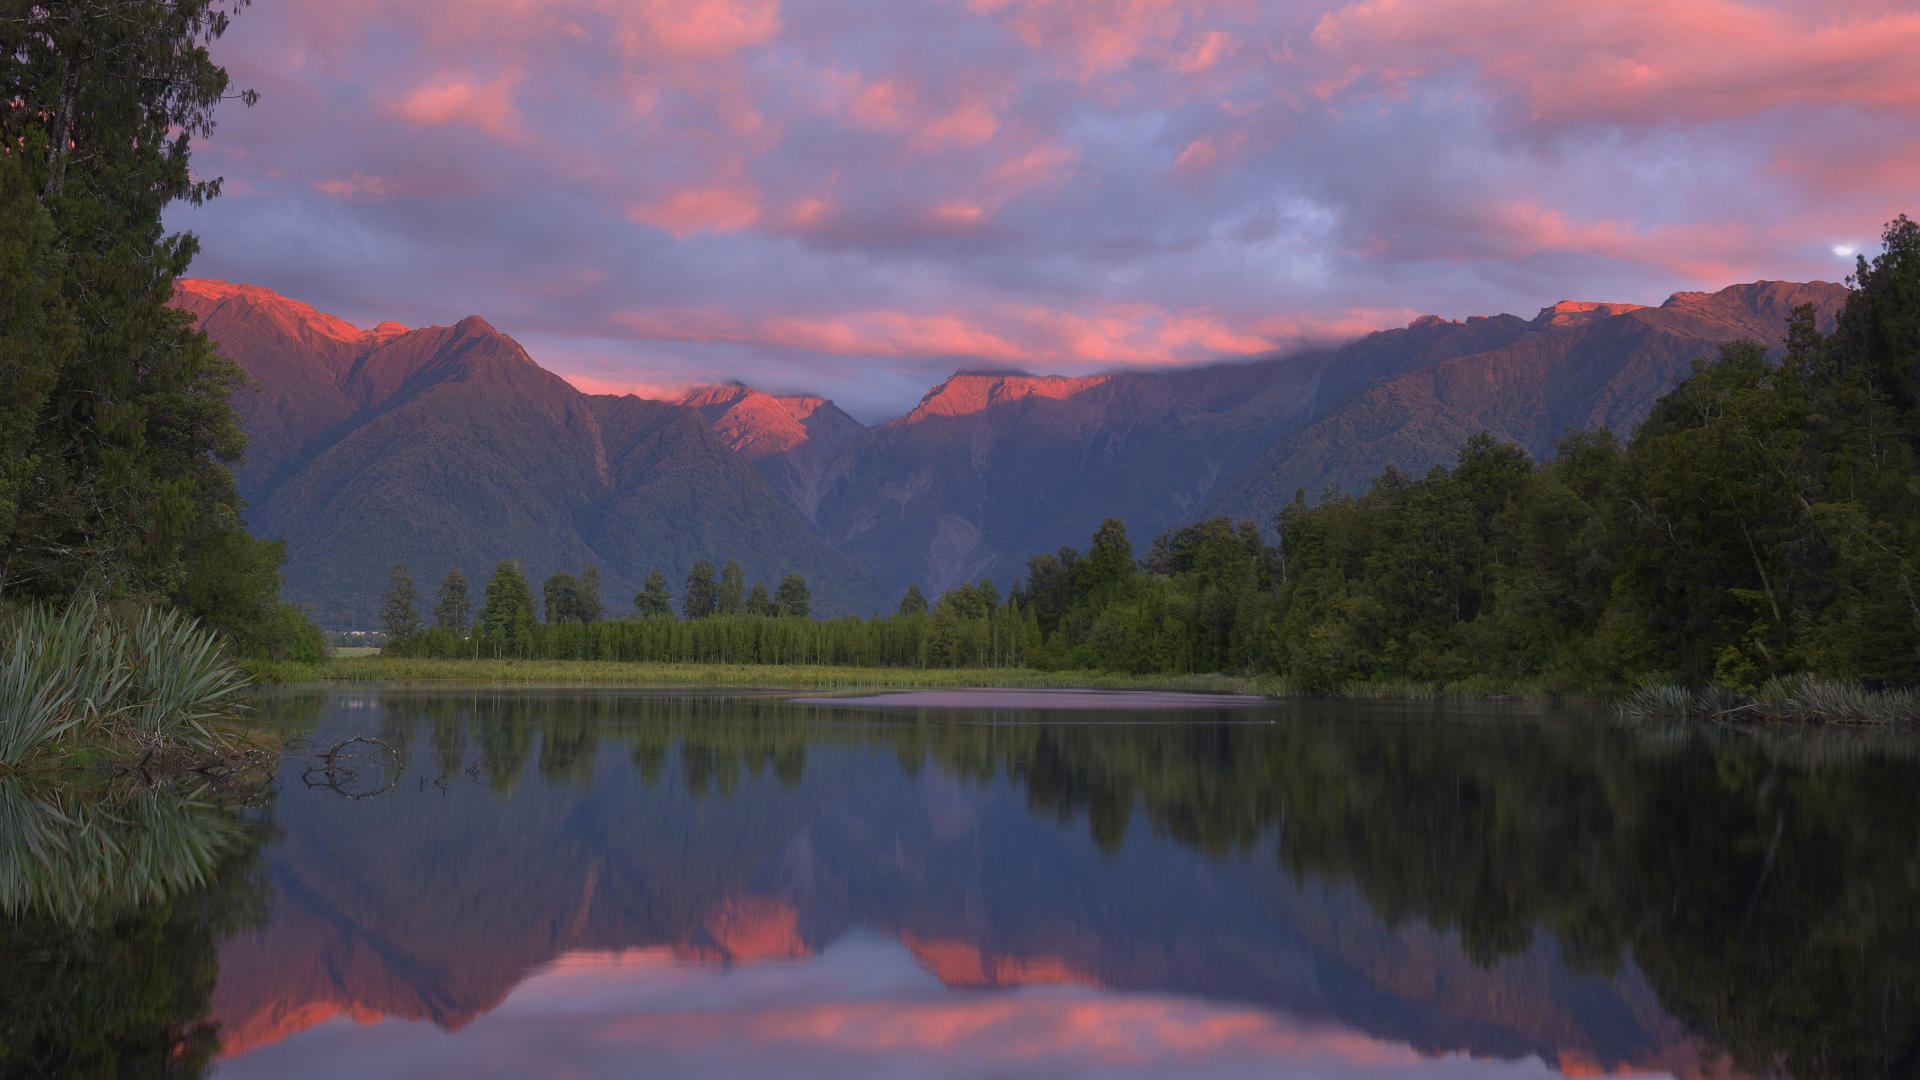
xmin=175 ymin=277 xmax=1847 ymax=626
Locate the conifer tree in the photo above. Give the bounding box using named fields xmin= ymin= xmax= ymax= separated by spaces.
xmin=434 ymin=568 xmax=471 ymax=634
xmin=775 ymin=573 xmax=811 ymax=617
xmin=635 ymin=570 xmax=673 ymax=618
xmin=747 ymin=581 xmax=773 ymax=616
xmin=0 ymin=1 xmax=261 ymax=601
xmin=682 ymin=561 xmax=718 ymax=619
xmin=898 ymin=583 xmax=928 ymax=616
xmin=719 ymin=560 xmax=745 ymax=615
xmin=479 ymin=560 xmax=536 ymax=657
xmin=381 ymin=564 xmax=423 ymax=640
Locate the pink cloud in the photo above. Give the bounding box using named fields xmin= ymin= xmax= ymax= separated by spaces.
xmin=610 ymin=298 xmax=1329 ymax=368
xmin=627 ymin=180 xmax=764 ymax=237
xmin=558 ymin=372 xmax=695 ymax=401
xmin=388 ymin=72 xmax=522 ymax=140
xmin=1310 ymin=0 xmax=1920 ymax=126
xmin=313 ymin=173 xmax=404 ymax=201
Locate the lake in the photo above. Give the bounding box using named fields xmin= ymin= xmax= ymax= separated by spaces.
xmin=5 ymin=687 xmax=1916 ymax=1078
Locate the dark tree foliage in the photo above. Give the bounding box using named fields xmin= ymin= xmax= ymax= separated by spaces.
xmin=0 ymin=1 xmax=320 ymax=656
xmin=775 ymin=573 xmax=810 ymax=618
xmin=718 ymin=559 xmax=745 ymax=615
xmin=746 ymin=580 xmax=774 ymax=616
xmin=681 ymin=561 xmax=718 ymax=620
xmin=478 ymin=560 xmax=535 ymax=658
xmin=434 ymin=567 xmax=471 ymax=633
xmin=0 ymin=1 xmax=256 ymax=597
xmin=634 ymin=569 xmax=672 ymax=618
xmin=542 ymin=565 xmax=602 ymax=625
xmin=897 ymin=582 xmax=928 ymax=616
xmin=380 ymin=563 xmax=423 ymax=641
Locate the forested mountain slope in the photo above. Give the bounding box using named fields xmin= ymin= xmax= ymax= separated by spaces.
xmin=175 ymin=282 xmax=879 ymax=626
xmin=177 ymin=277 xmax=1844 ymax=623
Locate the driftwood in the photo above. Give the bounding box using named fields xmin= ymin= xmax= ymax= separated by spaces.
xmin=301 ymin=735 xmax=402 ymax=799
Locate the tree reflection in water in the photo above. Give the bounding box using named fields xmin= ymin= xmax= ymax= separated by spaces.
xmin=0 ymin=776 xmax=272 ymax=1077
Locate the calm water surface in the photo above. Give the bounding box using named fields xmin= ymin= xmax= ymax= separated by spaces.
xmin=6 ymin=688 xmax=1918 ymax=1078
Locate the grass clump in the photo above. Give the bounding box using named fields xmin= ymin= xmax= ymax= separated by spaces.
xmin=1616 ymin=677 xmax=1920 ymax=727
xmin=0 ymin=599 xmax=254 ymax=770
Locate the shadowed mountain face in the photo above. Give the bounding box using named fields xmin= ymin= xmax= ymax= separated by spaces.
xmin=197 ymin=691 xmax=1920 ymax=1079
xmin=174 ymin=282 xmax=880 ymax=625
xmin=176 ymin=277 xmax=1847 ymax=618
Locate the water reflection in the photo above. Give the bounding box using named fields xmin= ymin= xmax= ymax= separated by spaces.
xmin=0 ymin=776 xmax=271 ymax=1077
xmin=9 ymin=689 xmax=1916 ymax=1078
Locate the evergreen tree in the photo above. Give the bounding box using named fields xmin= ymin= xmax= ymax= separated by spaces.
xmin=478 ymin=561 xmax=536 ymax=657
xmin=579 ymin=564 xmax=603 ymax=624
xmin=747 ymin=581 xmax=773 ymax=616
xmin=0 ymin=1 xmax=260 ymax=602
xmin=718 ymin=560 xmax=745 ymax=615
xmin=897 ymin=583 xmax=928 ymax=616
xmin=381 ymin=564 xmax=423 ymax=641
xmin=434 ymin=568 xmax=471 ymax=634
xmin=634 ymin=570 xmax=673 ymax=618
xmin=682 ymin=561 xmax=718 ymax=620
xmin=775 ymin=574 xmax=811 ymax=617
xmin=543 ymin=572 xmax=585 ymax=624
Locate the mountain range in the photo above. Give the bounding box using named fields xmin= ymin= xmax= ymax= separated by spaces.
xmin=173 ymin=276 xmax=1847 ymax=626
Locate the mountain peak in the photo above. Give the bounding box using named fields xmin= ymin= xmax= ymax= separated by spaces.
xmin=174 ymin=277 xmax=372 ymax=346
xmin=678 ymin=382 xmax=863 ymax=460
xmin=892 ymin=371 xmax=1110 ymax=426
xmin=1531 ymin=300 xmax=1650 ymax=328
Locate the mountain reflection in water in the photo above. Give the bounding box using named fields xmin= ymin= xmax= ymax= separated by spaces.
xmin=6 ymin=689 xmax=1914 ymax=1078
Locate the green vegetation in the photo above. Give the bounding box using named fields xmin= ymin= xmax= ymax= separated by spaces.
xmin=0 ymin=600 xmax=260 ymax=770
xmin=0 ymin=1 xmax=320 ymax=665
xmin=245 ymin=654 xmax=1249 ymax=692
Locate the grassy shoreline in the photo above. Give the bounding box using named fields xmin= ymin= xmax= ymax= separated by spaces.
xmin=244 ymin=656 xmax=1918 ymax=727
xmin=249 ymin=656 xmax=1257 ymax=693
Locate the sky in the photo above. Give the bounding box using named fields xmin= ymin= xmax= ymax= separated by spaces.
xmin=169 ymin=0 xmax=1920 ymax=422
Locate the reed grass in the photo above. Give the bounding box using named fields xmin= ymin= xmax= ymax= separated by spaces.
xmin=0 ymin=777 xmax=249 ymax=922
xmin=0 ymin=599 xmax=253 ymax=768
xmin=1616 ymin=676 xmax=1920 ymax=727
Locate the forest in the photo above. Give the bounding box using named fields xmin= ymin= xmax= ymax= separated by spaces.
xmin=383 ymin=220 xmax=1920 ymax=700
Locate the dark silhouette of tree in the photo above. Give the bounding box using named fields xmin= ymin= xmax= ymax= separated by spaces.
xmin=775 ymin=573 xmax=810 ymax=617
xmin=634 ymin=570 xmax=673 ymax=618
xmin=434 ymin=568 xmax=471 ymax=633
xmin=718 ymin=560 xmax=745 ymax=615
xmin=897 ymin=583 xmax=928 ymax=616
xmin=747 ymin=581 xmax=773 ymax=616
xmin=381 ymin=564 xmax=423 ymax=640
xmin=682 ymin=561 xmax=718 ymax=620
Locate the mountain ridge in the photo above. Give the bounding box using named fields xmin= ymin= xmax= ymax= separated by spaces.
xmin=175 ymin=275 xmax=1847 ymax=621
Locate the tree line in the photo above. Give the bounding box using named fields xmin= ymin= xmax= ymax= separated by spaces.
xmin=377 ymin=216 xmax=1919 ymax=690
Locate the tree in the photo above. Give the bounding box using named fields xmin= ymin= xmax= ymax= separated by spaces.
xmin=543 ymin=572 xmax=584 ymax=624
xmin=434 ymin=568 xmax=471 ymax=634
xmin=478 ymin=561 xmax=535 ymax=657
xmin=381 ymin=564 xmax=423 ymax=640
xmin=178 ymin=530 xmax=322 ymax=660
xmin=682 ymin=561 xmax=718 ymax=619
xmin=1082 ymin=519 xmax=1137 ymax=601
xmin=898 ymin=583 xmax=928 ymax=616
xmin=746 ymin=581 xmax=773 ymax=616
xmin=775 ymin=573 xmax=810 ymax=617
xmin=634 ymin=570 xmax=673 ymax=618
xmin=718 ymin=560 xmax=745 ymax=615
xmin=0 ymin=1 xmax=260 ymax=603
xmin=578 ymin=564 xmax=603 ymax=623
